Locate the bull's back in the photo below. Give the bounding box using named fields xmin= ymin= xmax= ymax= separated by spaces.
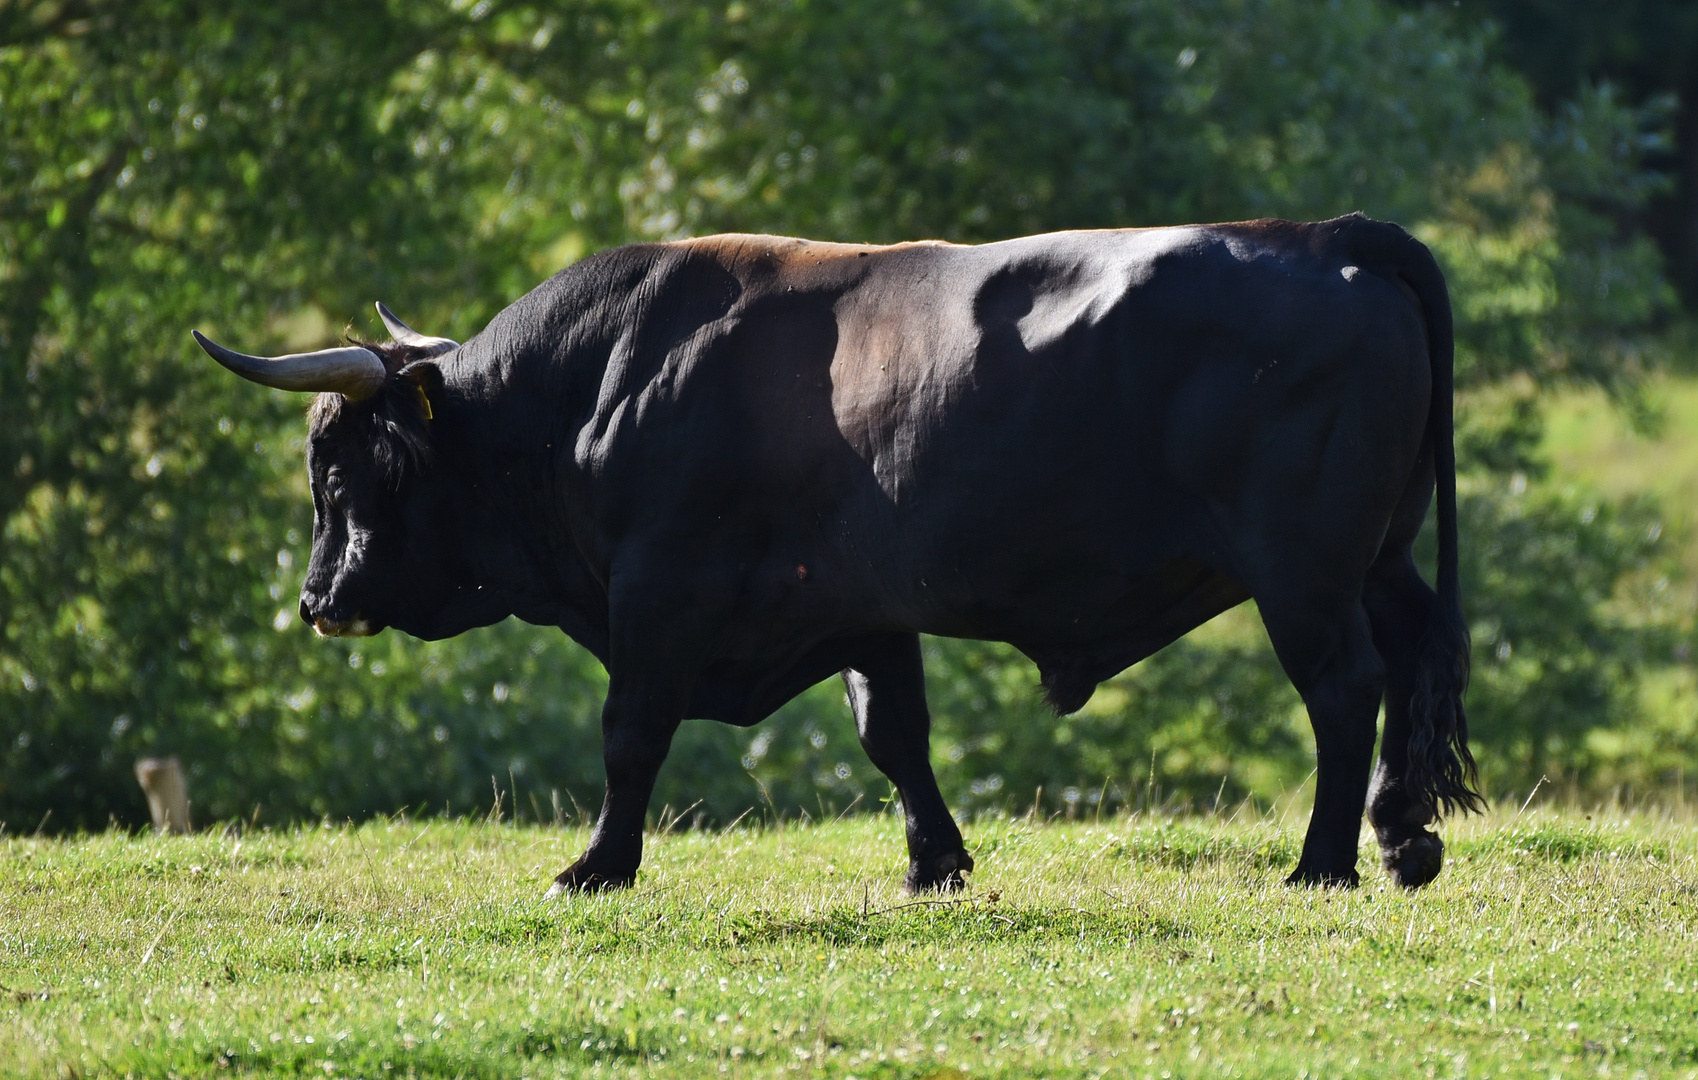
xmin=575 ymin=223 xmax=1432 ymax=647
xmin=779 ymin=226 xmax=1427 ymax=615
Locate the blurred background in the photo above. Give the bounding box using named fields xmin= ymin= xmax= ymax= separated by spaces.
xmin=5 ymin=0 xmax=1698 ymax=833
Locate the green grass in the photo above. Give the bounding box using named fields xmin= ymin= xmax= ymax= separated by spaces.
xmin=4 ymin=808 xmax=1697 ymax=1079
xmin=1545 ymin=373 xmax=1698 ymax=622
xmin=1545 ymin=376 xmax=1698 ymax=526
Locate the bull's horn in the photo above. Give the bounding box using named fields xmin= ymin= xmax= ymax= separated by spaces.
xmin=191 ymin=330 xmax=388 ymax=401
xmin=375 ymin=301 xmax=458 ymax=356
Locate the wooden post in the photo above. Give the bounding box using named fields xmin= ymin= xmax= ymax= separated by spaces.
xmin=134 ymin=756 xmax=192 ymax=834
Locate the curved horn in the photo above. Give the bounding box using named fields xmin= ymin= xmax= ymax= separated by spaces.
xmin=191 ymin=330 xmax=388 ymax=401
xmin=375 ymin=301 xmax=458 ymax=356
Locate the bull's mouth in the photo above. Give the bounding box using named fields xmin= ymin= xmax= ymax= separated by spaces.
xmin=312 ymin=616 xmax=378 ymax=638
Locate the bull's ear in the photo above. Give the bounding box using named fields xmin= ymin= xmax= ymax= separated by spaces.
xmin=397 ymin=361 xmax=445 ymax=421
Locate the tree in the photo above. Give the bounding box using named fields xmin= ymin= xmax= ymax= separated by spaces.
xmin=1 ymin=0 xmax=1681 ymax=832
xmin=1428 ymin=0 xmax=1698 ymax=307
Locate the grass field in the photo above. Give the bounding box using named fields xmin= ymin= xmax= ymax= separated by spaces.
xmin=4 ymin=806 xmax=1697 ymax=1079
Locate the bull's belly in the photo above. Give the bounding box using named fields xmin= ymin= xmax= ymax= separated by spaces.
xmin=701 ymin=542 xmax=1247 ymax=713
xmin=876 ymin=485 xmax=1232 ymax=640
xmin=690 ymin=556 xmax=1245 ymax=725
xmin=932 ymin=556 xmax=1240 ymax=644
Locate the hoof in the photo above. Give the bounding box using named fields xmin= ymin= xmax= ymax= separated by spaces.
xmin=903 ymin=849 xmax=974 ymax=894
xmin=545 ymin=861 xmax=635 ymax=897
xmin=1380 ymin=829 xmax=1444 ymax=890
xmin=1284 ymin=865 xmax=1360 ymax=889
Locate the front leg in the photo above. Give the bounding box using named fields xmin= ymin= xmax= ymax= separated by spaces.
xmin=545 ymin=681 xmax=681 ymax=895
xmin=547 ymin=574 xmax=702 ymax=897
xmin=843 ymin=632 xmax=972 ymax=893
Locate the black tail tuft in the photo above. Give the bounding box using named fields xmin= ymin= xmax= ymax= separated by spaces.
xmin=1340 ymin=214 xmax=1484 ymax=816
xmin=1405 ymin=595 xmax=1483 ymax=815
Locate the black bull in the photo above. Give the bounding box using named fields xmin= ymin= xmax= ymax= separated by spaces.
xmin=194 ymin=213 xmax=1479 ymax=894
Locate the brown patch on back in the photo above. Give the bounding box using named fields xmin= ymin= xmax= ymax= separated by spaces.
xmin=668 ymin=233 xmax=956 ymax=280
xmin=1213 ymin=212 xmax=1373 ymax=259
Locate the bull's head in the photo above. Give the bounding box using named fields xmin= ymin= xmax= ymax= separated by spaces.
xmin=193 ymin=305 xmax=458 ymax=638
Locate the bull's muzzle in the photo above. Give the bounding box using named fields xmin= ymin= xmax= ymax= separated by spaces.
xmin=299 ymin=599 xmax=376 ymax=637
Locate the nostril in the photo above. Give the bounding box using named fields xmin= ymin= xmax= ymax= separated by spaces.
xmin=299 ymin=598 xmax=313 ymax=625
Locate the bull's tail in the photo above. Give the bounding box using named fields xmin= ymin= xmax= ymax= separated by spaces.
xmin=1343 ymin=215 xmax=1482 ymax=815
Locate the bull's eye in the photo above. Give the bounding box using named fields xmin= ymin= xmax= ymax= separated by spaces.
xmin=324 ymin=472 xmax=347 ymax=510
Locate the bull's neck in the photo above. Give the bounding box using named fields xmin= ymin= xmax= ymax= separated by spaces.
xmin=436 ymin=362 xmax=592 ymax=636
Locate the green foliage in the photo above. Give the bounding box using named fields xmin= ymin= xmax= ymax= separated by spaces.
xmin=1452 ymin=481 xmax=1674 ymax=794
xmin=1 ymin=2 xmax=495 ymax=829
xmin=1423 ymin=0 xmax=1698 ymax=307
xmin=0 ymin=0 xmax=1687 ymax=832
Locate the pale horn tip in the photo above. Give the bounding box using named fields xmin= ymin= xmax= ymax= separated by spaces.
xmin=374 ymin=300 xmax=406 ymax=333
xmin=190 ymin=328 xmax=248 ymax=373
xmin=375 ymin=302 xmax=458 ymax=356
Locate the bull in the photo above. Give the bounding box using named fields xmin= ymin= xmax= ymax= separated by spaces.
xmin=193 ymin=213 xmax=1479 ymax=894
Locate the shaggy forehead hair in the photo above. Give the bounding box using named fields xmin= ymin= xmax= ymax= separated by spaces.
xmin=307 ymin=340 xmax=436 ymax=486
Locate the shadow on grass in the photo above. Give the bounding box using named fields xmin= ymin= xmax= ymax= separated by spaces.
xmin=972 ymin=821 xmax=1301 ymax=873
xmin=717 ymin=898 xmax=1195 ymax=949
xmin=242 ymin=910 xmax=560 ymax=977
xmin=103 ymin=1018 xmax=660 ymax=1078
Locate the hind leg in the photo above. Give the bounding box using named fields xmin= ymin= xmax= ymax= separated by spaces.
xmin=1257 ymin=591 xmax=1385 ymax=887
xmin=1363 ymin=551 xmax=1446 ymax=888
xmin=843 ymin=632 xmax=972 ymax=893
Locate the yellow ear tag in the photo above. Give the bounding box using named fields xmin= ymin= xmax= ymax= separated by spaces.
xmin=414 ymin=383 xmax=433 ymax=420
